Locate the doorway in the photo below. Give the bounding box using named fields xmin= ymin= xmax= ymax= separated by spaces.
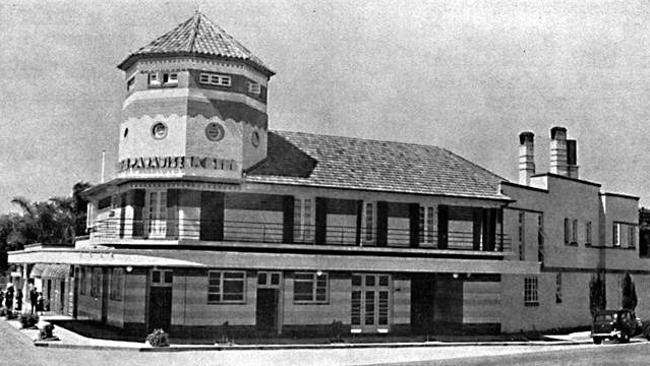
xmin=411 ymin=274 xmax=436 ymax=334
xmin=256 ymin=271 xmax=282 ymax=335
xmin=351 ymin=274 xmax=391 ymax=333
xmin=147 ymin=269 xmax=173 ymax=333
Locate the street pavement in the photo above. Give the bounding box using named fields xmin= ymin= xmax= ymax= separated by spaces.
xmin=1 ymin=319 xmax=648 ymax=366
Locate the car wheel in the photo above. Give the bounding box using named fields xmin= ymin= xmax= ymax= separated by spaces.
xmin=593 ymin=337 xmax=602 ymax=344
xmin=620 ymin=334 xmax=630 ymax=343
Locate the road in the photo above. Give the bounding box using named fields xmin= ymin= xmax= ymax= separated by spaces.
xmin=374 ymin=342 xmax=650 ymax=366
xmin=1 ymin=320 xmax=648 ymax=366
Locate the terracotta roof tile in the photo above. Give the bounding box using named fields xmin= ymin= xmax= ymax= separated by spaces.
xmin=247 ymin=130 xmax=509 ymax=200
xmin=119 ymin=12 xmax=272 ymax=75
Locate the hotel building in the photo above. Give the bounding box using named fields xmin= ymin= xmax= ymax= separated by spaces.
xmin=9 ymin=12 xmax=647 ymax=340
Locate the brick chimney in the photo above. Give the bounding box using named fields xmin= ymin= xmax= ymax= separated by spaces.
xmin=550 ymin=126 xmax=568 ymax=176
xmin=518 ymin=131 xmax=535 ymax=185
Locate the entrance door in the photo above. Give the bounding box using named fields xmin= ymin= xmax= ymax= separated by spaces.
xmin=351 ymin=274 xmax=391 ymax=333
xmin=148 ymin=269 xmax=173 ymax=332
xmin=256 ymin=271 xmax=282 ymax=334
xmin=256 ymin=289 xmax=278 ymax=332
xmin=411 ymin=275 xmax=435 ymax=334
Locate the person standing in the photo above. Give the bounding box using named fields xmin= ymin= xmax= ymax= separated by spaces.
xmin=15 ymin=289 xmax=22 ymax=312
xmin=29 ymin=288 xmax=38 ymax=314
xmin=5 ymin=285 xmax=14 ymax=312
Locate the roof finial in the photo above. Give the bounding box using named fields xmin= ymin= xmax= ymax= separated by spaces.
xmin=194 ymin=1 xmax=200 ymax=14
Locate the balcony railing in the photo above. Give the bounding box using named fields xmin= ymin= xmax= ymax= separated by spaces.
xmin=88 ymin=218 xmax=511 ymax=252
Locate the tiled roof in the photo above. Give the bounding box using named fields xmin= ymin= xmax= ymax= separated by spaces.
xmin=118 ymin=11 xmax=273 ymax=75
xmin=247 ymin=130 xmax=509 ymax=200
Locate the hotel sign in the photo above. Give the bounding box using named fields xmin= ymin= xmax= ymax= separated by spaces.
xmin=118 ymin=156 xmax=238 ymax=172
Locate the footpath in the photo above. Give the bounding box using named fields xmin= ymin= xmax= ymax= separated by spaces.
xmin=3 ymin=315 xmax=600 ymax=353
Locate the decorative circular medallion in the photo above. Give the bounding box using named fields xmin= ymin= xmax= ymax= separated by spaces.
xmin=151 ymin=122 xmax=167 ymax=140
xmin=205 ymin=122 xmax=225 ymax=142
xmin=251 ymin=131 xmax=260 ymax=148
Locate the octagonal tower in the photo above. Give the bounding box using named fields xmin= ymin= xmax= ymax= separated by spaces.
xmin=116 ymin=12 xmax=274 ymax=181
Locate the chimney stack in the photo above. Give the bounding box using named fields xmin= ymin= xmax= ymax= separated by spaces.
xmin=518 ymin=131 xmax=535 ymax=185
xmin=566 ymin=139 xmax=579 ymax=178
xmin=550 ymin=126 xmax=568 ymax=176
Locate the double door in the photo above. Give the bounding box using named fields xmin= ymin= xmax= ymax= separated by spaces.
xmin=351 ymin=274 xmax=391 ymax=333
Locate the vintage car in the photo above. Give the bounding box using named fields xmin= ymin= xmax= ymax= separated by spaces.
xmin=591 ymin=309 xmax=639 ymax=344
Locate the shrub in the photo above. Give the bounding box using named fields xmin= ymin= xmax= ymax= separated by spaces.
xmin=19 ymin=313 xmax=39 ymax=329
xmin=145 ymin=329 xmax=170 ymax=347
xmin=6 ymin=310 xmax=17 ymax=320
xmin=37 ymin=322 xmax=58 ymax=341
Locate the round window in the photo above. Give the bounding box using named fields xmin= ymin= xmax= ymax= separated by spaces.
xmin=205 ymin=122 xmax=225 ymax=142
xmin=251 ymin=131 xmax=260 ymax=148
xmin=151 ymin=122 xmax=167 ymax=140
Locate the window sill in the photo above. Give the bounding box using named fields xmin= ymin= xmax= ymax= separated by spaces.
xmin=293 ymin=301 xmax=330 ymax=305
xmin=564 ymin=242 xmax=578 ymax=247
xmin=208 ymin=301 xmax=246 ymax=305
xmin=587 ymin=245 xmax=636 ymax=250
xmin=524 ymin=302 xmax=539 ymax=307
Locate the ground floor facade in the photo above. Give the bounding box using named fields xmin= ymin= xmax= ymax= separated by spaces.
xmin=16 ymin=246 xmax=650 ymax=340
xmin=72 ymin=266 xmax=504 ymax=339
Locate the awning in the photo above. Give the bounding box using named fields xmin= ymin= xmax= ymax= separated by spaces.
xmin=33 ymin=264 xmax=69 ymax=279
xmin=30 ymin=263 xmax=46 ymax=278
xmin=8 ymin=247 xmax=542 ymax=275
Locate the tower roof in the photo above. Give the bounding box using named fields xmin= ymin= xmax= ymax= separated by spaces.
xmin=118 ymin=11 xmax=274 ymax=76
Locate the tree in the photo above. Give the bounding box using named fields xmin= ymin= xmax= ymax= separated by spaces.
xmin=72 ymin=181 xmax=92 ymax=236
xmin=589 ymin=273 xmax=606 ymax=318
xmin=622 ymin=272 xmax=638 ymax=311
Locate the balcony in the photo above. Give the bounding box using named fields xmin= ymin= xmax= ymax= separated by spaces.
xmin=87 ymin=218 xmax=511 ymax=252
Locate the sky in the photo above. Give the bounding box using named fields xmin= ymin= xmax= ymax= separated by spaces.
xmin=1 ymin=0 xmax=650 ymax=213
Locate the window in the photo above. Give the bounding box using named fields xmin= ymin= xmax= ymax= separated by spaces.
xmin=563 ymin=218 xmax=569 ymax=243
xmin=585 ymin=221 xmax=592 ymax=245
xmin=110 ymin=268 xmax=124 ymax=301
xmin=555 ymin=272 xmax=562 ymax=304
xmin=293 ymin=198 xmax=314 ymax=243
xmin=90 ymin=268 xmax=102 ymax=297
xmin=207 ymin=271 xmax=246 ymax=304
xmin=163 ymin=72 xmax=178 ymax=85
xmin=199 ymin=72 xmax=231 ymax=87
xmin=418 ymin=206 xmax=435 ymax=246
xmin=294 ymin=272 xmax=328 ymax=304
xmin=148 ymin=72 xmax=159 ymax=86
xmin=628 ymin=225 xmax=636 ymax=248
xmin=145 ymin=191 xmax=167 ymax=237
xmin=126 ymin=77 xmax=135 ymax=92
xmin=613 ymin=223 xmax=620 ymax=247
xmin=572 ymin=219 xmax=578 ymax=244
xmin=248 ymin=82 xmax=261 ymax=94
xmin=524 ymin=277 xmax=539 ymax=306
xmin=148 ymin=72 xmax=177 ymax=87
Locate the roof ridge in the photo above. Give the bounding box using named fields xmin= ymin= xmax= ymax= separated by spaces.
xmin=188 ymin=11 xmax=201 ymax=52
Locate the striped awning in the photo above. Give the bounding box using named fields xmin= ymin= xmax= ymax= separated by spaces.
xmin=32 ymin=264 xmax=69 ymax=279
xmin=30 ymin=263 xmax=46 ymax=278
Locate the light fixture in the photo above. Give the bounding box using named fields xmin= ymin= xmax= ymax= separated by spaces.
xmin=126 ymin=266 xmax=133 ymax=273
xmin=316 ymin=270 xmax=323 ymax=276
xmin=452 ymin=273 xmax=459 ymax=279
